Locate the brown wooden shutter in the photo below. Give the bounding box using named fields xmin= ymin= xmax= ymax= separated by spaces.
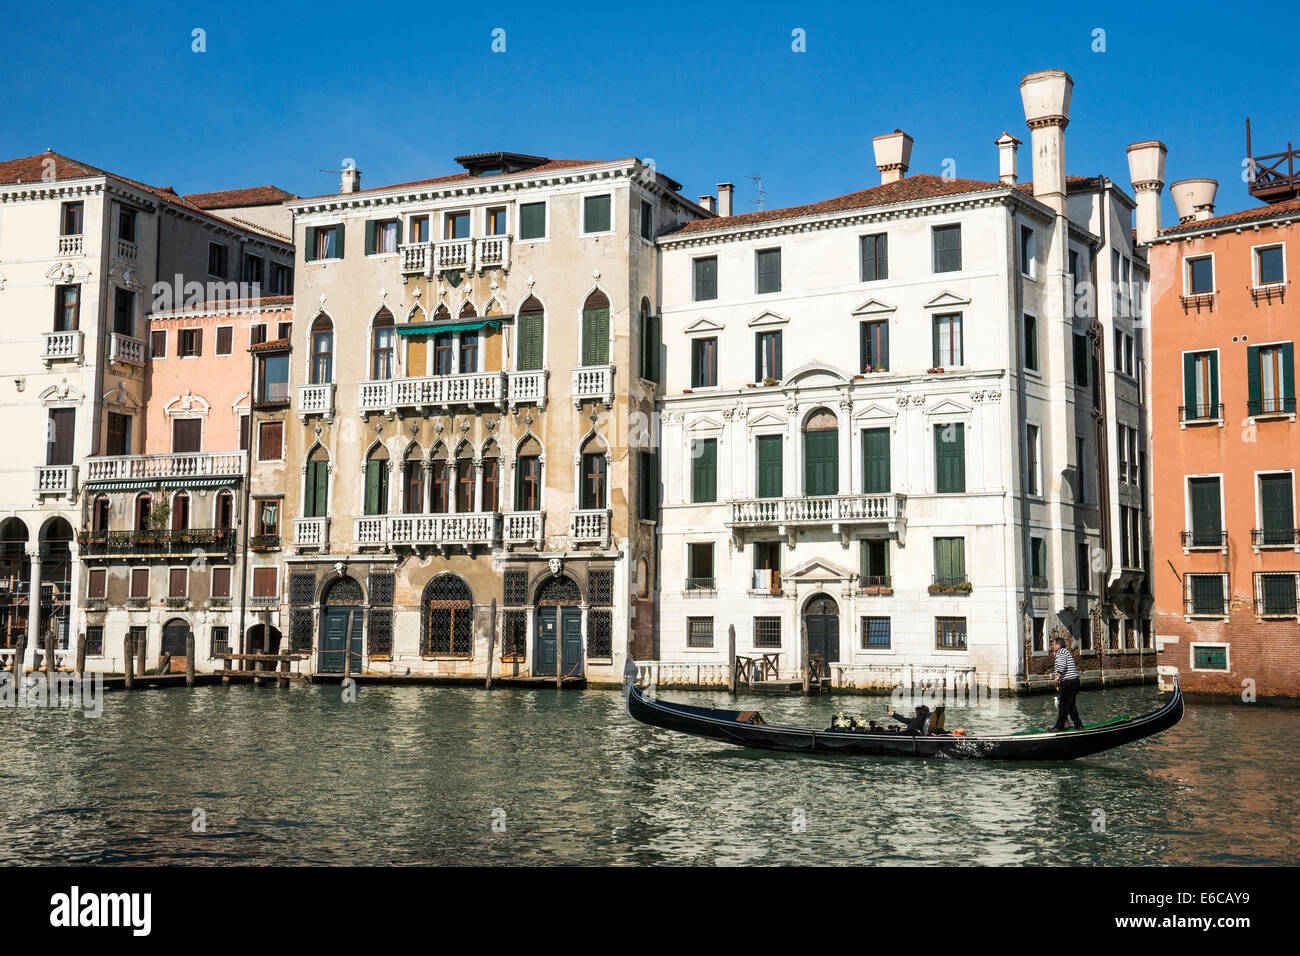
xmin=216 ymin=326 xmax=233 ymax=354
xmin=131 ymin=568 xmax=150 ymax=597
xmin=88 ymin=569 xmax=106 ymax=599
xmin=253 ymin=567 xmax=278 ymax=598
xmin=169 ymin=568 xmax=187 ymax=598
xmin=48 ymin=408 xmax=75 ymax=465
xmin=211 ymin=566 xmax=231 ymax=598
xmin=172 ymin=418 xmax=202 ymax=453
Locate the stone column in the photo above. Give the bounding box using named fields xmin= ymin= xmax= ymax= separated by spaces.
xmin=473 ymin=459 xmax=484 ymax=512
xmin=24 ymin=548 xmax=42 ymax=670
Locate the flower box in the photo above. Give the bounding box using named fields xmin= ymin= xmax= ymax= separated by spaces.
xmin=928 ymin=582 xmax=972 ymax=594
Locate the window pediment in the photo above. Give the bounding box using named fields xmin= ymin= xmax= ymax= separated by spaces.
xmin=685 ymin=317 xmax=725 ymax=335
xmin=852 ymin=297 xmax=897 ymax=317
xmin=925 ymin=290 xmax=972 ymax=310
xmin=748 ymin=310 xmax=791 ymax=328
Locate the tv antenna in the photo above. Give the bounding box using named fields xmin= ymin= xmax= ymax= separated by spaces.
xmin=745 ymin=174 xmax=767 ymax=209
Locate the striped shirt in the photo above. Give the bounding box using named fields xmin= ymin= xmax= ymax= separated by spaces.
xmin=1053 ymin=647 xmax=1080 ymax=682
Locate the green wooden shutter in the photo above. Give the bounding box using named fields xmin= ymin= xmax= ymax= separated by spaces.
xmin=304 ymin=227 xmax=317 ymax=262
xmin=1260 ymin=474 xmax=1294 ymax=537
xmin=756 ymin=436 xmax=783 ymax=498
xmin=365 ymin=221 xmax=376 ymax=255
xmin=1183 ymin=352 xmax=1197 ymax=413
xmin=935 ymin=424 xmax=965 ymax=493
xmin=862 ymin=428 xmax=890 ymax=494
xmin=692 ymin=439 xmax=717 ymax=503
xmin=582 ymin=308 xmax=609 ymax=365
xmin=1189 ymin=478 xmax=1221 ymax=543
xmin=1247 ymin=345 xmax=1261 ymax=411
xmin=333 ymin=224 xmax=344 ymax=258
xmin=364 ymin=460 xmax=382 ymax=515
xmin=878 ymin=234 xmax=888 ymax=279
xmin=803 ymin=430 xmax=838 ymax=496
xmin=1283 ymin=342 xmax=1296 ymax=407
xmin=1208 ymin=351 xmax=1220 ymax=409
xmin=519 ymin=313 xmax=543 ymax=370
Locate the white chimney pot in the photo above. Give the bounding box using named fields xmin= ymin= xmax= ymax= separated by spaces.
xmin=872 ymin=130 xmax=913 ymax=185
xmin=717 ymin=183 xmax=735 ymax=217
xmin=1171 ymin=179 xmax=1218 ymax=223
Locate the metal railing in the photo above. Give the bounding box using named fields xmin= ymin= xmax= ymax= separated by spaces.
xmin=79 ymin=528 xmax=236 ymax=557
xmin=1253 ymin=527 xmax=1300 ymax=549
xmin=1184 ymin=574 xmax=1230 ymax=617
xmin=1179 ymin=403 xmax=1223 ymax=423
xmin=1253 ymin=572 xmax=1299 ymax=617
xmin=1181 ymin=529 xmax=1227 ymax=550
xmin=1247 ymin=396 xmax=1296 ymax=416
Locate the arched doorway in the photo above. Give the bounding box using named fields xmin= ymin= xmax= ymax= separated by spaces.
xmin=39 ymin=518 xmax=73 ymax=651
xmin=0 ymin=517 xmax=30 ymax=650
xmin=162 ymin=618 xmax=192 ymax=673
xmin=803 ymin=408 xmax=839 ymax=497
xmin=317 ymin=576 xmax=363 ymax=674
xmin=421 ymin=575 xmax=472 ymax=657
xmin=535 ymin=575 xmax=582 ymax=678
xmin=803 ymin=594 xmax=840 ymax=676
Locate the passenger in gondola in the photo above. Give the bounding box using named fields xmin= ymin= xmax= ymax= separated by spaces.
xmin=885 ymin=704 xmax=931 ymax=734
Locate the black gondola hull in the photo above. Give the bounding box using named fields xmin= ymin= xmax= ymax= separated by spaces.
xmin=626 ymin=681 xmax=1183 ymax=761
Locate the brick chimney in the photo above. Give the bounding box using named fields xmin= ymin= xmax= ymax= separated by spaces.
xmin=699 ymin=195 xmax=717 ymax=214
xmin=1126 ymin=141 xmax=1167 ymax=242
xmin=717 ymin=183 xmax=734 ymax=217
xmin=872 ymin=130 xmax=913 ymax=185
xmin=341 ymin=165 xmax=361 ymax=194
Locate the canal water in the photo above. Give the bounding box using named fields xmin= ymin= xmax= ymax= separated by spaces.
xmin=1 ymin=683 xmax=1295 ymax=865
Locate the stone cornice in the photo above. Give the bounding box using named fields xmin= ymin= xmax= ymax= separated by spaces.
xmin=0 ymin=178 xmax=107 ymax=204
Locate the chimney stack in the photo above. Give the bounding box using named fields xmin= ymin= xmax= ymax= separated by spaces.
xmin=1019 ymin=69 xmax=1073 ymax=215
xmin=996 ymin=132 xmax=1021 ymax=186
xmin=717 ymin=183 xmax=734 ymax=217
xmin=1171 ymin=179 xmax=1218 ymax=223
xmin=340 ymin=164 xmax=361 ymax=194
xmin=872 ymin=130 xmax=913 ymax=185
xmin=1126 ymin=141 xmax=1167 ymax=243
xmin=698 ymin=195 xmax=716 ymax=215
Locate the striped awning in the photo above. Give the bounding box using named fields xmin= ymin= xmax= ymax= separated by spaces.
xmin=395 ymin=318 xmax=505 ymax=336
xmin=86 ymin=477 xmax=241 ymax=491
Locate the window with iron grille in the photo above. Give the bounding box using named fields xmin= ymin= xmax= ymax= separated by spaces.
xmin=289 ymin=571 xmax=315 ymax=652
xmin=369 ymin=572 xmax=394 ymax=607
xmin=423 ymin=575 xmax=473 ymax=657
xmin=589 ymin=569 xmax=613 ymax=607
xmin=1255 ymin=572 xmax=1298 ymax=617
xmin=502 ymin=610 xmax=527 ymax=659
xmin=935 ymin=616 xmax=967 ymax=650
xmin=84 ymin=626 xmax=104 ymax=657
xmin=588 ymin=609 xmax=613 ymax=658
xmin=502 ymin=569 xmax=528 ymax=606
xmin=1187 ymin=573 xmax=1227 ymax=616
xmin=861 ymin=616 xmax=891 ymax=649
xmin=368 ymin=607 xmax=393 ymax=657
xmin=1193 ymin=645 xmax=1228 ymax=670
xmin=754 ymin=616 xmax=782 ymax=648
xmin=211 ymin=626 xmax=230 ymax=656
xmin=688 ymin=617 xmax=714 ymax=648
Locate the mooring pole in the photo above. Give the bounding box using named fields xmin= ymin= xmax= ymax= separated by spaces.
xmin=76 ymin=633 xmax=86 ymax=679
xmin=135 ymin=631 xmax=146 ymax=679
xmin=485 ymin=599 xmax=496 ymax=689
xmin=727 ymin=623 xmax=737 ymax=695
xmin=12 ymin=636 xmax=24 ymax=678
xmin=800 ymin=621 xmax=810 ymax=694
xmin=343 ymin=609 xmax=355 ymax=680
xmin=44 ymin=621 xmax=55 ymax=680
xmin=185 ymin=632 xmax=195 ymax=688
xmin=123 ymin=634 xmax=134 ymax=690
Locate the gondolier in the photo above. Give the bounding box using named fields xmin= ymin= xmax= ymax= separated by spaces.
xmin=1051 ymin=634 xmax=1084 ymax=731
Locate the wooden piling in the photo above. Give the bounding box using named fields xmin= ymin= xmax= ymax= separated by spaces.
xmin=485 ymin=600 xmax=497 ymax=690
xmin=185 ymin=632 xmax=195 ymax=688
xmin=44 ymin=623 xmax=55 ymax=679
xmin=123 ymin=633 xmax=135 ymax=690
xmin=13 ymin=636 xmax=25 ymax=679
xmin=76 ymin=634 xmax=86 ymax=678
xmin=800 ymin=621 xmax=810 ymax=694
xmin=135 ymin=631 xmax=146 ymax=678
xmin=343 ymin=609 xmax=355 ymax=680
xmin=727 ymin=624 xmax=738 ymax=694
xmin=278 ymin=653 xmax=289 ymax=689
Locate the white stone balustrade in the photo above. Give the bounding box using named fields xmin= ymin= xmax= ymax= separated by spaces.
xmin=41 ymin=330 xmax=83 ymax=365
xmin=387 ymin=513 xmax=500 ymax=547
xmin=569 ymin=508 xmax=610 ymax=544
xmin=504 ymin=511 xmax=545 ymax=548
xmin=359 ymin=372 xmax=505 ymax=413
xmin=434 ymin=239 xmax=473 ymax=273
xmin=58 ymin=235 xmax=84 ymax=256
xmin=399 ymin=242 xmax=432 ymax=275
xmin=85 ymin=451 xmax=246 ymax=481
xmin=294 ymin=517 xmax=330 ymax=548
xmin=571 ymin=365 xmax=614 ymax=408
xmin=116 ymin=238 xmax=138 ymax=262
xmin=477 ymin=235 xmax=511 ymax=270
xmin=297 ymin=383 xmax=336 ymax=421
xmin=34 ymin=465 xmax=78 ymax=497
xmin=508 ymin=370 xmax=548 ymax=410
xmin=109 ymin=332 xmax=146 ymax=366
xmin=729 ymin=494 xmax=905 ymax=527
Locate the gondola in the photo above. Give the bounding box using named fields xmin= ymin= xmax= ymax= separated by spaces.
xmin=626 ymin=677 xmax=1183 ymax=761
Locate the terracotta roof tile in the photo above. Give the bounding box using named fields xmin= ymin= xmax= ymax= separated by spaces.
xmin=183 ymin=185 xmax=298 ymax=209
xmin=1159 ymin=197 xmax=1300 ymax=236
xmin=152 ymin=295 xmax=294 ymax=316
xmin=665 ymin=174 xmax=1011 ymax=235
xmin=249 ymin=338 xmax=291 ymax=353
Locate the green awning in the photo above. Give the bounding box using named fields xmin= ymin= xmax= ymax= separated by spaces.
xmin=396 ymin=319 xmax=504 ymax=336
xmin=86 ymin=477 xmax=240 ymax=491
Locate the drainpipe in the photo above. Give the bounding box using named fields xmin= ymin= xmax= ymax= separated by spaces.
xmin=237 ymin=332 xmax=257 ymax=657
xmin=1010 ymin=205 xmax=1033 ymax=693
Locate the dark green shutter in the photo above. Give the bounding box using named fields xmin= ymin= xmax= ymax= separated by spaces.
xmin=304 ymin=227 xmax=317 ymax=262
xmin=756 ymin=436 xmax=783 ymax=498
xmin=803 ymin=430 xmax=838 ymax=496
xmin=935 ymin=424 xmax=965 ymax=493
xmin=364 ymin=459 xmax=383 ymax=515
xmin=520 ymin=203 xmax=545 ymax=239
xmin=692 ymin=439 xmax=717 ymax=503
xmin=1260 ymin=473 xmax=1294 ymax=536
xmin=306 ymin=461 xmax=328 ymax=518
xmin=582 ymin=308 xmax=609 ymax=365
xmin=1247 ymin=345 xmax=1261 ymax=412
xmin=1189 ymin=478 xmax=1221 ymax=542
xmin=1283 ymin=342 xmax=1296 ymax=407
xmin=518 ymin=312 xmax=543 ymax=370
xmin=365 ymin=221 xmax=376 ymax=255
xmin=1208 ymin=351 xmax=1220 ymax=409
xmin=1183 ymin=352 xmax=1197 ymax=413
xmin=935 ymin=537 xmax=965 ymax=582
xmin=333 ymin=224 xmax=344 ymax=258
xmin=878 ymin=234 xmax=888 ymax=279
xmin=862 ymin=428 xmax=890 ymax=494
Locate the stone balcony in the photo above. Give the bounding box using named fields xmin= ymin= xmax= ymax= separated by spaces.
xmin=727 ymin=493 xmax=907 ymax=546
xmin=42 ymin=330 xmax=83 ymax=366
xmin=109 ymin=332 xmax=146 ymax=367
xmin=297 ymin=383 xmax=336 ymax=421
xmin=57 ymin=235 xmax=84 ymax=256
xmin=293 ymin=517 xmax=330 ymax=550
xmin=571 ymin=365 xmax=614 ymax=408
xmin=34 ymin=464 xmax=78 ymax=498
xmin=116 ymin=238 xmax=138 ymax=262
xmin=398 ymin=236 xmax=512 ymax=278
xmin=357 ymin=372 xmax=506 ymax=415
xmin=85 ymin=451 xmax=247 ymax=481
xmin=569 ymin=508 xmax=611 ymax=546
xmin=354 ymin=513 xmax=501 ymax=551
xmin=503 ymin=511 xmax=545 ymax=549
xmin=507 ymin=370 xmax=548 ymax=410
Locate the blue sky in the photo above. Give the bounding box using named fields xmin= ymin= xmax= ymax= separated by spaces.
xmin=3 ymin=1 xmax=1297 ymax=222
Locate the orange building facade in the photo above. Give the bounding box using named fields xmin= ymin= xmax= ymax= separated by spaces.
xmin=1149 ymin=190 xmax=1299 ymax=702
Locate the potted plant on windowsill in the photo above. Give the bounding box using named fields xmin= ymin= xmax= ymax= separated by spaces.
xmin=928 ymin=580 xmax=972 ymax=594
xmin=762 ymin=377 xmax=778 ymax=387
xmin=926 ymin=367 xmax=946 ymax=374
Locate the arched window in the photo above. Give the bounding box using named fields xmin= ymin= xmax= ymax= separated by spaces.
xmin=458 ymin=301 xmax=478 ymax=373
xmin=515 ymin=436 xmax=542 ymax=511
xmin=517 ymin=296 xmax=544 ymax=371
xmin=429 ymin=443 xmax=451 ymax=514
xmin=310 ymin=314 xmax=334 ymax=384
xmin=803 ymin=407 xmax=839 ymax=497
xmin=433 ymin=305 xmax=454 ymax=375
xmin=481 ymin=441 xmax=500 ymax=512
xmin=638 ymin=296 xmax=658 ymax=382
xmin=581 ymin=289 xmax=610 ymax=366
xmin=580 ymin=434 xmax=606 ymax=510
xmin=406 ymin=306 xmax=428 ymax=377
xmin=371 ymin=308 xmax=395 ymax=380
xmin=364 ymin=445 xmax=390 ymax=516
xmin=0 ymin=518 xmax=31 ymax=645
xmin=135 ymin=493 xmax=152 ymax=531
xmin=304 ymin=446 xmax=329 ymax=518
xmin=171 ymin=492 xmax=190 ymax=531
xmin=402 ymin=445 xmax=424 ymax=514
xmin=455 ymin=443 xmax=475 ymax=512
xmin=422 ymin=575 xmax=472 ymax=657
xmin=216 ymin=491 xmax=234 ymax=531
xmin=92 ymin=495 xmax=110 ymax=533
xmin=39 ymin=518 xmax=73 ymax=648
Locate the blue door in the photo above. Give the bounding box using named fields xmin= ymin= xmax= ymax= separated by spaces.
xmin=319 ymin=607 xmax=363 ymax=674
xmin=534 ymin=607 xmax=583 ymax=677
